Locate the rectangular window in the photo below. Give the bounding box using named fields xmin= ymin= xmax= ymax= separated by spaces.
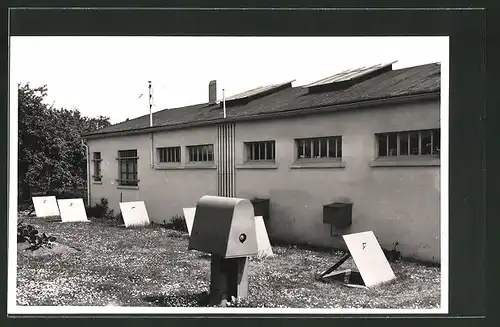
xmin=92 ymin=152 xmax=102 ymax=182
xmin=296 ymin=136 xmax=342 ymax=160
xmin=158 ymin=146 xmax=181 ymax=163
xmin=187 ymin=144 xmax=214 ymax=163
xmin=117 ymin=149 xmax=138 ymax=186
xmin=376 ymin=129 xmax=440 ymax=157
xmin=245 ymin=141 xmax=276 ymax=161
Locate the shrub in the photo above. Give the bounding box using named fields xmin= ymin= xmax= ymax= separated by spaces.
xmin=86 ymin=197 xmax=108 ymax=218
xmin=383 ymin=241 xmax=401 ymax=262
xmin=17 ymin=222 xmax=56 ymax=251
xmin=163 ymin=215 xmax=188 ymax=233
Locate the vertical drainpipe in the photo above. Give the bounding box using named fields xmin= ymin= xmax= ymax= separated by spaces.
xmin=222 ymin=88 xmax=226 ymax=119
xmin=81 ymin=138 xmax=91 ymax=206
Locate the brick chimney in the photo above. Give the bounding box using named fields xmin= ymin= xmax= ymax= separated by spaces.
xmin=209 ymin=80 xmax=217 ymax=103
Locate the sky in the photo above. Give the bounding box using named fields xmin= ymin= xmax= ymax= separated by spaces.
xmin=10 ymin=36 xmax=448 ymax=124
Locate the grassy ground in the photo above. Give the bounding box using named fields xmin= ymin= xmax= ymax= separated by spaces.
xmin=16 ymin=216 xmax=441 ymax=309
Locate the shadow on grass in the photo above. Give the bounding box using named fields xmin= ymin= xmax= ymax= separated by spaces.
xmin=143 ymin=291 xmax=210 ymax=307
xmin=198 ymin=253 xmax=211 ymax=260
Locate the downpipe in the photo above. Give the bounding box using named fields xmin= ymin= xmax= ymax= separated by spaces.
xmin=81 ymin=139 xmax=91 ymax=206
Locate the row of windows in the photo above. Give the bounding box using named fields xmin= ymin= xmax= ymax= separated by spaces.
xmin=158 ymin=144 xmax=215 ymax=163
xmin=92 ymin=128 xmax=440 ymax=187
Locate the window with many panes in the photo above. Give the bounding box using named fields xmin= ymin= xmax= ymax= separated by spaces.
xmin=117 ymin=149 xmax=138 ymax=186
xmin=296 ymin=136 xmax=342 ymax=160
xmin=92 ymin=152 xmax=102 ymax=182
xmin=158 ymin=146 xmax=181 ymax=163
xmin=376 ymin=129 xmax=440 ymax=157
xmin=187 ymin=144 xmax=214 ymax=163
xmin=245 ymin=141 xmax=275 ymax=162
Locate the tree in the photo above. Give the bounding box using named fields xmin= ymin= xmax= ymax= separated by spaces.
xmin=17 ymin=83 xmax=111 ymax=202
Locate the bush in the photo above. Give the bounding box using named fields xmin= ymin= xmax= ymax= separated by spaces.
xmin=17 ymin=222 xmax=57 ymax=251
xmin=163 ymin=215 xmax=188 ymax=233
xmin=383 ymin=241 xmax=401 ymax=262
xmin=86 ymin=197 xmax=123 ymax=223
xmin=86 ymin=197 xmax=110 ymax=218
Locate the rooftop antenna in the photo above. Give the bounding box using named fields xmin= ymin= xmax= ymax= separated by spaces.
xmin=222 ymin=88 xmax=226 ymax=119
xmin=148 ymin=81 xmax=153 ymax=127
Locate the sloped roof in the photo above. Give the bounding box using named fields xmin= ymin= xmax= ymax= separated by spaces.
xmin=83 ymin=63 xmax=440 ymax=138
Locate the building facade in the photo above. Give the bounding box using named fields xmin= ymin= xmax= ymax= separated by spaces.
xmin=83 ymin=62 xmax=442 ymax=263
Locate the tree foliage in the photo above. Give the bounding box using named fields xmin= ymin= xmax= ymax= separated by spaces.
xmin=18 ymin=83 xmax=111 ymax=201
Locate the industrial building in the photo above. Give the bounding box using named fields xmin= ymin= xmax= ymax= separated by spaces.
xmin=82 ymin=61 xmax=442 ymax=262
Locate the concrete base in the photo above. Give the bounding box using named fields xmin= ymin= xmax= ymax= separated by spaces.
xmin=209 ymin=255 xmax=249 ymax=306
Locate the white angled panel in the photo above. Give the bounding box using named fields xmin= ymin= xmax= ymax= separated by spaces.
xmin=182 ymin=207 xmax=196 ymax=236
xmin=255 ymin=216 xmax=273 ymax=258
xmin=343 ymin=231 xmax=396 ymax=287
xmin=119 ymin=201 xmax=150 ymax=227
xmin=57 ymin=198 xmax=88 ymax=222
xmin=32 ymin=196 xmax=60 ymax=217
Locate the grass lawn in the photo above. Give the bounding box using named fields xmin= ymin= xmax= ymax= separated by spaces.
xmin=16 ymin=216 xmax=441 ymax=309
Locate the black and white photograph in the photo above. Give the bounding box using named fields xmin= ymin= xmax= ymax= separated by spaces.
xmin=8 ymin=34 xmax=449 ymax=314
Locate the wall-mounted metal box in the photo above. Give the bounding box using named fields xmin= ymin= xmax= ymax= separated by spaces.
xmin=323 ymin=202 xmax=353 ymax=229
xmin=188 ymin=195 xmax=258 ymax=258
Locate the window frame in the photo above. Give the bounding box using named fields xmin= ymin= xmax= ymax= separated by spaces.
xmin=375 ymin=129 xmax=440 ymax=159
xmin=92 ymin=152 xmax=102 ymax=183
xmin=244 ymin=140 xmax=276 ymax=162
xmin=186 ymin=144 xmax=215 ymax=163
xmin=117 ymin=149 xmax=139 ymax=187
xmin=157 ymin=146 xmax=182 ymax=164
xmin=295 ymin=136 xmax=343 ymax=161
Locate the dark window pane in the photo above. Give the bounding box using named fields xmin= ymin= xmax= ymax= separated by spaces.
xmin=409 ymin=132 xmax=419 ymax=155
xmin=247 ymin=144 xmax=253 ymax=160
xmin=328 ymin=138 xmax=335 ymax=158
xmin=421 ymin=130 xmax=432 ymax=155
xmin=119 ymin=149 xmax=137 ymax=158
xmin=303 ymin=140 xmax=312 ymax=158
xmin=378 ymin=135 xmax=388 ymax=157
xmin=266 ymin=142 xmax=274 ymax=160
xmin=259 ymin=143 xmax=266 ymax=160
xmin=388 ymin=133 xmax=398 ymax=156
xmin=189 ymin=148 xmax=194 ymax=161
xmin=312 ymin=139 xmax=320 ymax=158
xmin=208 ymin=145 xmax=213 ymax=161
xmin=399 ymin=133 xmax=409 ymax=156
xmin=320 ymin=139 xmax=328 ymax=158
xmin=336 ymin=138 xmax=342 ymax=158
xmin=432 ymin=130 xmax=440 ymax=155
xmin=202 ymin=146 xmax=208 ymax=161
xmin=297 ymin=140 xmax=304 ymax=159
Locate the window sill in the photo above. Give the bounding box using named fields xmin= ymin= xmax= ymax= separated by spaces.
xmin=370 ymin=157 xmax=440 ymax=167
xmin=117 ymin=185 xmax=139 ymax=190
xmin=183 ymin=163 xmax=217 ymax=170
xmin=92 ymin=181 xmax=103 ymax=185
xmin=155 ymin=163 xmax=183 ymax=170
xmin=290 ymin=160 xmax=346 ymax=169
xmin=236 ymin=162 xmax=278 ymax=169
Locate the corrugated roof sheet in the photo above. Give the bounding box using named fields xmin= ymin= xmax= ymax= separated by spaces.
xmin=84 ymin=62 xmax=440 ymax=138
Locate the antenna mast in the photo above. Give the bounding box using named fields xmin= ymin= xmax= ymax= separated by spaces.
xmin=148 ymin=81 xmax=153 ymax=127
